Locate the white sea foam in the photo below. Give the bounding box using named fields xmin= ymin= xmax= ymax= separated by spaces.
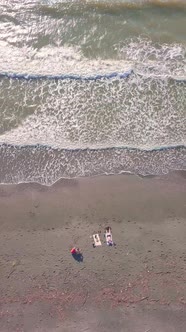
xmin=0 ymin=36 xmax=185 ymax=78
xmin=0 ymin=38 xmax=185 ymax=150
xmin=0 ymin=43 xmax=132 ymax=76
xmin=0 ymin=1 xmax=185 ymax=183
xmin=0 ymin=72 xmax=185 ymax=150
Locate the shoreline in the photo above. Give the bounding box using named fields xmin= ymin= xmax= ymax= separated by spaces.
xmin=0 ymin=168 xmax=185 ymax=187
xmin=0 ymin=172 xmax=186 ymax=331
xmin=0 ymin=145 xmax=185 ymax=185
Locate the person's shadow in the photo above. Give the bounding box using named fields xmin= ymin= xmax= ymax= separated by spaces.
xmin=72 ymin=252 xmax=83 ymax=262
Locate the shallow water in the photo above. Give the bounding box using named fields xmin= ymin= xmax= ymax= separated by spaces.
xmin=0 ymin=0 xmax=185 ymax=184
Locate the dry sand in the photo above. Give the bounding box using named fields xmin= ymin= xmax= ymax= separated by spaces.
xmin=0 ymin=172 xmax=186 ymax=332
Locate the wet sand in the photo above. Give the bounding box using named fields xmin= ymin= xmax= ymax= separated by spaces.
xmin=0 ymin=172 xmax=186 ymax=332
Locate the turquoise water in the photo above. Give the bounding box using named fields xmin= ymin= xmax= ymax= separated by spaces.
xmin=0 ymin=0 xmax=185 ymax=184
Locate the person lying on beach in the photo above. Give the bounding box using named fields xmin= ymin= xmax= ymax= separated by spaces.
xmin=105 ymin=227 xmax=116 ymax=246
xmin=105 ymin=227 xmax=113 ymax=245
xmin=71 ymin=247 xmax=83 ymax=262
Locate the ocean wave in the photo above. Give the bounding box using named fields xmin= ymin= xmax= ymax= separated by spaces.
xmin=0 ymin=70 xmax=185 ymax=147
xmin=1 ymin=1 xmax=186 ymax=56
xmin=0 ymin=70 xmax=186 ymax=82
xmin=0 ymin=70 xmax=133 ymax=81
xmin=0 ymin=142 xmax=185 ymax=152
xmin=0 ymin=42 xmax=133 ymax=76
xmin=3 ymin=0 xmax=185 ymax=13
xmin=0 ymin=37 xmax=185 ymax=78
xmin=0 ymin=143 xmax=185 ymax=185
xmin=0 ymin=2 xmax=185 ymax=184
xmin=39 ymin=0 xmax=186 ymax=9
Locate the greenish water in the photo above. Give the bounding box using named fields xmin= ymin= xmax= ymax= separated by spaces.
xmin=0 ymin=0 xmax=185 ymax=184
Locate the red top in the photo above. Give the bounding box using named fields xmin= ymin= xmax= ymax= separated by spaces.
xmin=71 ymin=247 xmax=76 ymax=254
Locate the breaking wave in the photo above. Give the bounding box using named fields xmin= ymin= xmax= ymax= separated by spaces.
xmin=0 ymin=0 xmax=185 ymax=184
xmin=0 ymin=143 xmax=185 ymax=185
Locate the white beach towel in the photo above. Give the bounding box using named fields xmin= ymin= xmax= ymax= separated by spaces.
xmin=92 ymin=233 xmax=102 ymax=246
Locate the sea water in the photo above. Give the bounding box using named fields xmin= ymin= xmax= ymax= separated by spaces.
xmin=0 ymin=0 xmax=185 ymax=184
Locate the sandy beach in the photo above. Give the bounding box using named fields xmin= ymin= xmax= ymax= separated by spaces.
xmin=0 ymin=0 xmax=186 ymax=331
xmin=0 ymin=172 xmax=186 ymax=332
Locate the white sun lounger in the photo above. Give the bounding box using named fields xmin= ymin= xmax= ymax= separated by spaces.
xmin=92 ymin=233 xmax=102 ymax=246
